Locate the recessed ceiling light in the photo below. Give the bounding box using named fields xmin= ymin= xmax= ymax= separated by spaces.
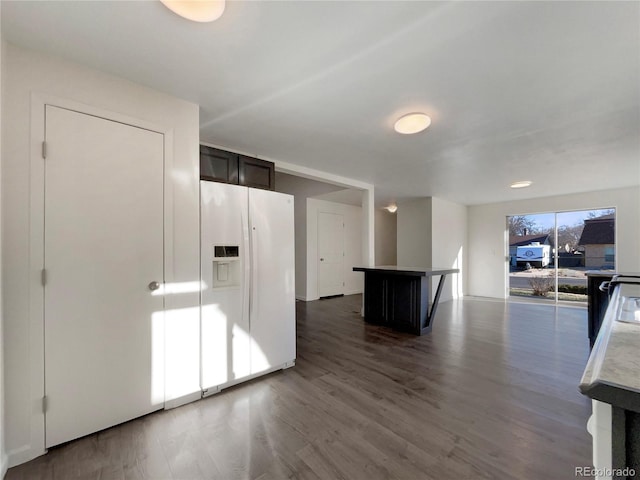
xmin=394 ymin=113 xmax=431 ymax=135
xmin=161 ymin=0 xmax=225 ymax=22
xmin=510 ymin=180 xmax=533 ymax=189
xmin=385 ymin=205 xmax=398 ymax=213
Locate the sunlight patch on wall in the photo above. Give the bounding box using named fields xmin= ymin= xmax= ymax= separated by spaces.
xmin=162 ymin=306 xmax=201 ymax=402
xmin=151 ymin=311 xmax=165 ymax=405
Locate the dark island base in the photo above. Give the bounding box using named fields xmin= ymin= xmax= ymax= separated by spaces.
xmin=354 ymin=267 xmax=458 ymax=335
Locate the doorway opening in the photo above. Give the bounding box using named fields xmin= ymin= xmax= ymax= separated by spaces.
xmin=274 ymin=173 xmax=373 ymax=302
xmin=508 ymin=208 xmax=616 ymax=305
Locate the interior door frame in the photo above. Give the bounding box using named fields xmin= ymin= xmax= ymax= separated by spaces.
xmin=27 ymin=93 xmax=174 ymax=460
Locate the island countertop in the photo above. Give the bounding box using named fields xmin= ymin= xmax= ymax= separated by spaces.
xmin=353 ymin=266 xmax=459 ymax=276
xmin=580 ymin=279 xmax=640 ymax=412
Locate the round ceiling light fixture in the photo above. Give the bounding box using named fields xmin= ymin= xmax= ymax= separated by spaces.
xmin=160 ymin=0 xmax=226 ymax=22
xmin=394 ymin=113 xmax=431 ymax=135
xmin=385 ymin=205 xmax=398 ymax=213
xmin=510 ymin=180 xmax=533 ymax=189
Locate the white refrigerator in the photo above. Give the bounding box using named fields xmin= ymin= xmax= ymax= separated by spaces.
xmin=200 ymin=181 xmax=296 ymax=395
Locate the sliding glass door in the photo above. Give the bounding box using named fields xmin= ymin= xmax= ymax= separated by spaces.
xmin=508 ymin=208 xmax=615 ymax=304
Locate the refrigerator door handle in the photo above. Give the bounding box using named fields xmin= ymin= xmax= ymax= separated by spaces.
xmin=249 ymin=223 xmax=258 ymax=328
xmin=243 ymin=208 xmax=251 ymax=330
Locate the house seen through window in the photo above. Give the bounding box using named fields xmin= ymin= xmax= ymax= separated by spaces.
xmin=507 ymin=208 xmax=616 ymax=305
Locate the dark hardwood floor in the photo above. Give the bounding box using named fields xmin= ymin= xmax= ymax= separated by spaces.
xmin=6 ymin=295 xmax=592 ymax=480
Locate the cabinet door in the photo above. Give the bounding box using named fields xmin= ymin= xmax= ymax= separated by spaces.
xmin=239 ymin=155 xmax=275 ymax=190
xmin=388 ymin=276 xmax=422 ymax=334
xmin=364 ymin=274 xmax=388 ymax=325
xmin=200 ymin=145 xmax=239 ymax=184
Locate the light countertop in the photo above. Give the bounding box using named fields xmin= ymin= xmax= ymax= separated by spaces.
xmin=352 ymin=266 xmax=459 ymax=276
xmin=580 ymin=280 xmax=640 ymax=412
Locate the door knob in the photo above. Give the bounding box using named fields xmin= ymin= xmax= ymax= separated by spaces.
xmin=148 ymin=281 xmax=161 ymax=291
xmin=320 ymin=258 xmax=324 ymax=261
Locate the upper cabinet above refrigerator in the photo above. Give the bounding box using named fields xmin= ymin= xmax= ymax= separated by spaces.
xmin=200 ymin=145 xmax=275 ymax=191
xmin=200 ymin=145 xmax=239 ymax=185
xmin=238 ymin=155 xmax=276 ymax=191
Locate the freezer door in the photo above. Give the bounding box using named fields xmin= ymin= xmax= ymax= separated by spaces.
xmin=248 ymin=189 xmax=296 ymax=375
xmin=200 ymin=181 xmax=251 ymax=390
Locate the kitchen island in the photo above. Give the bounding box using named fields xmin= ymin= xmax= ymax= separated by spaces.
xmin=352 ymin=266 xmax=459 ymax=335
xmin=580 ymin=276 xmax=640 ymax=479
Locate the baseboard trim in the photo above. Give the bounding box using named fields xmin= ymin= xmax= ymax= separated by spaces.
xmin=7 ymin=444 xmax=46 ymax=469
xmin=1 ymin=452 xmax=8 ymax=478
xmin=343 ymin=289 xmax=363 ymax=296
xmin=164 ymin=390 xmax=202 ymax=410
xmin=464 ymin=295 xmax=506 ymax=302
xmin=296 ymin=295 xmax=319 ymax=302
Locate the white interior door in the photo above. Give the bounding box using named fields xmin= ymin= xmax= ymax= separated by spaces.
xmin=249 ymin=189 xmax=296 ymax=375
xmin=44 ymin=105 xmax=164 ymax=447
xmin=317 ymin=212 xmax=344 ymax=297
xmin=200 ymin=182 xmax=251 ymax=390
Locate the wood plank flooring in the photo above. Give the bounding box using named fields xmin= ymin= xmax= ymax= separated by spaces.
xmin=6 ymin=295 xmax=592 ymax=480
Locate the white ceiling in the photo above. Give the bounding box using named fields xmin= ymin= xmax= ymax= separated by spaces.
xmin=3 ymin=1 xmax=639 ymax=206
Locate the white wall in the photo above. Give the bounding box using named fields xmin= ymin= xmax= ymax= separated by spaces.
xmin=275 ymin=161 xmax=375 ymax=279
xmin=0 ymin=16 xmax=7 ymax=479
xmin=2 ymin=44 xmax=200 ymax=467
xmin=361 ymin=188 xmax=375 ymax=269
xmin=275 ymin=172 xmax=344 ymax=300
xmin=397 ymin=197 xmax=432 ymax=268
xmin=468 ymin=186 xmax=640 ymax=299
xmin=375 ymin=209 xmax=397 ymax=265
xmin=431 ymin=197 xmax=467 ymax=301
xmin=396 ymin=197 xmax=467 ymax=302
xmin=306 ymin=198 xmax=363 ymax=300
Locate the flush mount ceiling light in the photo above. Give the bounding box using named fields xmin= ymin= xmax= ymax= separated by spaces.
xmin=161 ymin=0 xmax=225 ymax=22
xmin=385 ymin=205 xmax=398 ymax=213
xmin=394 ymin=113 xmax=431 ymax=135
xmin=510 ymin=180 xmax=533 ymax=189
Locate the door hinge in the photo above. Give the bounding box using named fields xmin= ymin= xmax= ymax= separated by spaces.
xmin=42 ymin=141 xmax=47 ymax=160
xmin=41 ymin=268 xmax=47 ymax=287
xmin=42 ymin=395 xmax=48 ymax=413
xmin=343 ymin=282 xmax=345 ymax=286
